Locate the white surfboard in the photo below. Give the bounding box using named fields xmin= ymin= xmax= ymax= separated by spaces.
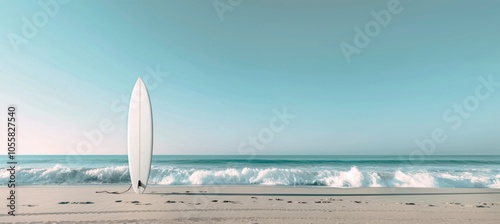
xmin=127 ymin=77 xmax=153 ymax=194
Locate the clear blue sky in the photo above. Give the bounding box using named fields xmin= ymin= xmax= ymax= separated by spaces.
xmin=1 ymin=0 xmax=499 ymax=155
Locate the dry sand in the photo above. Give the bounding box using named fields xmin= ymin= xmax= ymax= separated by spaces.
xmin=1 ymin=186 xmax=499 ymax=223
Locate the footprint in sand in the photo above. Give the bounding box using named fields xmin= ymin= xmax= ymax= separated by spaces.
xmin=223 ymin=200 xmax=240 ymax=204
xmin=126 ymin=201 xmax=143 ymax=205
xmin=315 ymin=199 xmax=331 ymax=203
xmin=59 ymin=201 xmax=94 ymax=204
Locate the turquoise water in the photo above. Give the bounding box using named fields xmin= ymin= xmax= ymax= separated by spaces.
xmin=1 ymin=155 xmax=499 ymax=188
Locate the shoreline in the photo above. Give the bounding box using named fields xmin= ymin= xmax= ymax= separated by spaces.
xmin=6 ymin=184 xmax=500 ymax=189
xmin=1 ymin=186 xmax=499 ymax=223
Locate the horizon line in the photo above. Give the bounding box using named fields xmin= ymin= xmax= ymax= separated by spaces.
xmin=9 ymin=154 xmax=500 ymax=156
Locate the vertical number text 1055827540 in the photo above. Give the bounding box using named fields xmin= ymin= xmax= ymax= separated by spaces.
xmin=7 ymin=106 xmax=17 ymax=216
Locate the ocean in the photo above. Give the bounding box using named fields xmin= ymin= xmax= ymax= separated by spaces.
xmin=1 ymin=155 xmax=499 ymax=188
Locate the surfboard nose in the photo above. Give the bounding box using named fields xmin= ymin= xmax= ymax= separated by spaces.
xmin=136 ymin=77 xmax=144 ymax=84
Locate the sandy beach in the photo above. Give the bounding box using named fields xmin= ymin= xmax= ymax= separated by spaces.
xmin=1 ymin=186 xmax=499 ymax=223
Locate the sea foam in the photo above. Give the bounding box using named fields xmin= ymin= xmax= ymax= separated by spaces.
xmin=2 ymin=164 xmax=499 ymax=188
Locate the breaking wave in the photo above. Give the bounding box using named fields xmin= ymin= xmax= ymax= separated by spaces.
xmin=2 ymin=165 xmax=499 ymax=188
